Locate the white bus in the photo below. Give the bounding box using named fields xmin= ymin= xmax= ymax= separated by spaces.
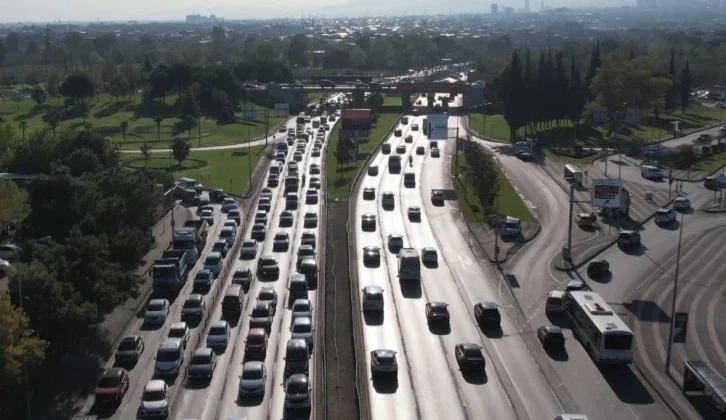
xmin=398 ymin=248 xmax=420 ymax=281
xmin=563 ymin=291 xmax=633 ymax=364
xmin=564 ymin=164 xmax=584 ymax=186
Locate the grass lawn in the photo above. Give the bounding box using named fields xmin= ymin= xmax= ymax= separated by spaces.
xmin=383 ymin=93 xmax=403 ymax=106
xmin=467 ymin=105 xmax=722 ymax=146
xmin=542 ymin=148 xmax=598 ymax=165
xmin=325 ymin=112 xmax=401 ymax=200
xmin=654 ymin=149 xmax=726 ymax=174
xmin=451 ymin=152 xmax=533 ymax=223
xmin=0 ymin=93 xmax=282 ymax=149
xmin=120 ymin=145 xmax=265 ymax=195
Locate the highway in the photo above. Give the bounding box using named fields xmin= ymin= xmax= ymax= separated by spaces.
xmin=82 ymin=98 xmax=339 ymax=419
xmin=353 ymin=101 xmax=562 ymax=420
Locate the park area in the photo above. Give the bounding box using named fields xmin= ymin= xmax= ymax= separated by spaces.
xmin=0 ymin=92 xmax=283 ymax=149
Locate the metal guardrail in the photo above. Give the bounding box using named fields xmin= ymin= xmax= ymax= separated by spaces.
xmin=345 ymin=113 xmax=403 ymax=420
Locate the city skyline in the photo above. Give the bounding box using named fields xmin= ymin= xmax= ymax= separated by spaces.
xmin=1 ymin=0 xmax=635 ymax=24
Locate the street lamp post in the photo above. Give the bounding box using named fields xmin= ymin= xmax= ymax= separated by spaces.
xmin=665 ymin=211 xmax=685 ymax=374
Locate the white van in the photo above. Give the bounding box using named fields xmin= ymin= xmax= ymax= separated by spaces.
xmin=641 ymin=165 xmax=664 ymax=180
xmin=545 ymin=290 xmax=565 ymax=313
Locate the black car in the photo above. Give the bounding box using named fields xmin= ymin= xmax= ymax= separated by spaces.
xmin=249 ymin=301 xmax=273 ymax=333
xmin=361 ymin=213 xmax=376 ymax=231
xmin=455 ymin=343 xmax=486 ymax=371
xmin=587 ymin=259 xmax=610 ymax=278
xmin=257 ymin=287 xmax=278 ymax=316
xmin=362 ymin=246 xmax=381 ymax=266
xmin=537 ymin=325 xmax=565 ymax=352
xmin=232 ymin=268 xmax=253 ymax=292
xmin=257 ymin=256 xmax=280 ymax=278
xmin=210 ymin=189 xmax=226 ymax=202
xmin=473 ymin=302 xmax=501 ymax=329
xmin=431 ymin=190 xmax=444 ymax=205
xmin=363 ymin=187 xmax=376 ymax=200
xmin=425 ymin=302 xmax=450 ymax=325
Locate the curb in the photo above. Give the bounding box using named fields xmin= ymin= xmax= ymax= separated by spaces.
xmin=345 ymin=113 xmax=403 ymax=420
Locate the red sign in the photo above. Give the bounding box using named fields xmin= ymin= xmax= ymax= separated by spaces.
xmin=396 ymin=82 xmax=465 ymax=94
xmin=342 ymin=109 xmax=372 ymax=122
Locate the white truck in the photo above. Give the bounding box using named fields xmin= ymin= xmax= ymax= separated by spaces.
xmin=398 ymin=248 xmax=420 ymax=281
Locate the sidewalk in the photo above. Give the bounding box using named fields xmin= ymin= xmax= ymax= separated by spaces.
xmin=32 ymin=205 xmax=190 ymax=419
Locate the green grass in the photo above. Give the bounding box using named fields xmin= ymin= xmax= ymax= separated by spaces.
xmin=0 ymin=93 xmax=282 ymax=149
xmin=325 ymin=112 xmax=401 ymax=200
xmin=654 ymin=149 xmax=726 ymax=174
xmin=542 ymin=148 xmax=598 ymax=165
xmin=451 ymin=152 xmax=533 ymax=223
xmin=467 ymin=105 xmax=722 ymax=146
xmin=383 ymin=93 xmax=403 ymax=106
xmin=120 ymin=146 xmax=265 ymax=195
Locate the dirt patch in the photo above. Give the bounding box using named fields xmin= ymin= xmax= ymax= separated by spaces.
xmin=324 ymin=199 xmax=359 ymax=419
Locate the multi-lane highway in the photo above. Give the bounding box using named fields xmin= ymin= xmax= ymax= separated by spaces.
xmin=353 ymin=99 xmax=564 ymax=420
xmin=82 ymin=98 xmax=339 ymax=419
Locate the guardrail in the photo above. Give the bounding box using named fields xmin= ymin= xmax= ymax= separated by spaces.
xmin=346 ymin=113 xmax=404 ymax=420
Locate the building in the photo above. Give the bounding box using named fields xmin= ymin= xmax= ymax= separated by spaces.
xmin=491 ymin=3 xmax=498 ymax=14
xmin=524 ymin=0 xmax=530 ymax=12
xmin=185 ymin=14 xmax=220 ymax=25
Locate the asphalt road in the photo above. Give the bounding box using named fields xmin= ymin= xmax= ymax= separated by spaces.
xmin=353 ymin=107 xmax=562 ymax=420
xmin=82 ymin=108 xmax=334 ymax=419
xmin=467 ymin=130 xmax=681 ymax=420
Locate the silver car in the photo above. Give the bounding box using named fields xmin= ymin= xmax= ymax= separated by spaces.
xmin=291 ymin=299 xmax=313 ymax=325
xmin=241 ymin=240 xmax=259 ymax=259
xmin=206 ymin=321 xmax=231 ymax=350
xmin=291 ymin=317 xmax=314 ymax=350
xmin=238 ymin=361 xmax=267 ymax=398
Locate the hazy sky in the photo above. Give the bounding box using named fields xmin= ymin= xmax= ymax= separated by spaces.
xmin=2 ymin=0 xmax=635 ymax=23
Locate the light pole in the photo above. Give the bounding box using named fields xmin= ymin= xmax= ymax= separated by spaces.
xmin=247 ymin=123 xmax=252 ymax=195
xmin=665 ymin=211 xmax=685 ymax=374
xmin=16 ymin=275 xmax=32 ymax=420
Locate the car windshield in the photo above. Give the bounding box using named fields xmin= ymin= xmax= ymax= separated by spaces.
xmin=157 ymin=349 xmax=180 ymax=362
xmin=252 ymin=307 xmax=269 ymax=317
xmin=190 ymin=353 xmax=210 ymax=364
xmin=430 ymin=305 xmax=447 ymax=313
xmin=464 ymin=348 xmax=482 ymax=358
xmin=220 ymin=231 xmax=232 ymax=238
xmin=235 ymin=271 xmax=250 ymax=279
xmin=229 ymin=210 xmax=239 ymax=216
xmin=118 ymin=339 xmax=138 ymax=351
xmin=143 ymin=390 xmax=165 ymax=402
xmin=248 ymin=334 xmax=264 ymax=344
xmin=184 ymin=299 xmax=201 ymax=308
xmin=377 ymin=354 xmax=395 ymax=363
xmin=209 ymin=326 xmax=227 ymax=336
xmin=287 ymin=380 xmax=308 ymax=393
xmin=260 ymin=291 xmax=274 ymax=300
xmin=294 ymin=303 xmax=310 ymax=312
xmin=196 ymin=272 xmax=211 ymax=280
xmin=243 ymin=368 xmax=263 ymax=380
xmin=293 ymin=324 xmax=311 ymax=333
xmin=169 ymin=328 xmax=185 ymax=338
xmin=604 ymin=333 xmax=632 ymax=350
xmin=97 ymin=376 xmax=121 ymax=388
xmin=148 ymin=303 xmax=164 ymax=311
xmin=205 ymin=256 xmax=219 ymax=265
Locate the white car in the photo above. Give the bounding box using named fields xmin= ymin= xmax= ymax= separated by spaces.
xmin=421 ymin=247 xmax=438 ymax=264
xmin=144 ymin=299 xmax=170 ymax=325
xmin=140 ymin=380 xmax=170 ymax=419
xmin=673 ymin=196 xmax=690 ymax=211
xmin=654 ymin=208 xmax=676 ymax=224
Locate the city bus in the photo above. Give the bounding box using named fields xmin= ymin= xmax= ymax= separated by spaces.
xmin=563 ymin=290 xmax=633 ymax=364
xmin=397 ymin=248 xmax=420 ymax=281
xmin=296 ymin=113 xmax=306 ymax=125
xmin=564 ymin=164 xmax=584 ymax=186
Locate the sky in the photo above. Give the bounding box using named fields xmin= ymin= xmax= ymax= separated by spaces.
xmin=1 ymin=0 xmax=635 ymax=23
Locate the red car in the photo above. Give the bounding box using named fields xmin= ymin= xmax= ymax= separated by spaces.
xmin=245 ymin=328 xmax=269 ymax=360
xmin=95 ymin=367 xmax=129 ymax=405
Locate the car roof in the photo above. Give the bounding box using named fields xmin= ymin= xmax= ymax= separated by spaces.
xmin=292 ymin=316 xmax=312 ymax=325
xmin=427 ymin=301 xmax=447 ymax=308
xmin=243 ymin=360 xmax=264 ymax=371
xmin=477 ymin=301 xmax=498 ymax=310
xmin=206 ymin=252 xmax=222 ymax=258
xmin=293 ymin=299 xmax=311 ymax=307
xmin=170 ymin=322 xmax=187 ymax=330
xmin=543 ymin=325 xmax=563 ymax=334
xmin=288 ymin=373 xmax=309 ymax=385
xmin=458 ymin=343 xmax=481 ymax=352
xmin=253 ymin=301 xmax=271 ymax=310
xmin=149 ymin=299 xmax=167 ymax=306
xmin=102 ymin=367 xmax=126 ymax=379
xmin=145 ymin=379 xmax=166 ymax=392
xmin=248 ymin=328 xmax=267 ymax=337
xmin=186 ymin=294 xmax=203 ymax=302
xmin=548 ymin=290 xmax=565 ymax=298
xmin=193 ymin=348 xmax=214 ymax=358
xmin=373 ymin=349 xmax=396 ymax=358
xmin=210 ymin=320 xmax=228 ymax=329
xmin=159 ymin=338 xmax=182 ymax=349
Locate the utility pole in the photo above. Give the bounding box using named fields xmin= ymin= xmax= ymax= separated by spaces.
xmin=494 ymin=187 xmax=500 ymax=261
xmin=665 ymin=212 xmax=685 ymax=374
xmin=247 ymin=123 xmax=252 ymax=195
xmin=264 ymin=110 xmax=269 ymax=146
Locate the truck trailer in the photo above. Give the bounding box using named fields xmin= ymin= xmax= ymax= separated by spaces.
xmin=152 ymin=250 xmax=189 ymax=296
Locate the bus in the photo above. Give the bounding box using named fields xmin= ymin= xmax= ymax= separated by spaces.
xmin=564 ymin=164 xmax=584 ymax=186
xmin=563 ymin=290 xmax=633 ymax=364
xmin=296 ymin=113 xmax=306 ymax=125
xmin=398 ymin=248 xmax=420 ymax=281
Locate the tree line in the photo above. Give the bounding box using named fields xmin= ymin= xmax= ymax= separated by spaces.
xmin=489 ymin=41 xmax=694 ymax=141
xmin=0 ymin=126 xmax=161 ymax=417
xmin=462 ymin=139 xmax=500 ymax=214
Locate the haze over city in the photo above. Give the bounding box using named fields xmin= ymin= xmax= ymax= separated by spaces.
xmin=3 ymin=0 xmax=635 ymax=23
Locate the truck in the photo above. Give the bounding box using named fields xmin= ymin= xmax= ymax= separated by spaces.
xmin=152 ymin=250 xmax=189 ymax=296
xmin=173 ymin=224 xmax=206 ymax=264
xmin=397 ymin=248 xmax=420 ymax=281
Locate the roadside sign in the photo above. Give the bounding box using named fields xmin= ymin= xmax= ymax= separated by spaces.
xmin=591 ymin=179 xmax=622 ymax=208
xmin=673 ymin=312 xmax=689 ymax=343
xmin=274 ymin=103 xmax=289 ymax=117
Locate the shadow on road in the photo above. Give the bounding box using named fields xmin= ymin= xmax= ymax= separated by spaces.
xmin=428 ymin=323 xmax=451 ymax=335
xmin=283 ymin=406 xmax=312 ymax=419
xmin=363 ymin=311 xmax=384 ymax=326
xmin=546 ymin=348 xmax=570 ymax=362
xmin=461 ymin=369 xmax=488 ymax=385
xmin=656 ymin=220 xmax=681 ymax=231
xmin=481 ymin=326 xmax=503 ymax=339
xmin=238 ymin=394 xmax=264 ymax=407
xmin=372 ymin=376 xmax=399 ymax=394
xmin=624 ymin=300 xmax=671 ymax=323
xmin=619 ymin=243 xmax=648 ymax=256
xmin=400 ymin=280 xmax=422 ymax=299
xmin=599 ymin=365 xmax=655 ymax=405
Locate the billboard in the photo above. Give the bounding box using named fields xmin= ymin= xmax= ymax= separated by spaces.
xmin=274 ymin=103 xmax=289 ymax=117
xmin=427 ymin=114 xmax=449 ymax=139
xmin=342 ymin=108 xmax=372 ymax=130
xmin=591 ymin=179 xmax=622 ymax=208
xmin=241 ymin=102 xmax=257 ymax=120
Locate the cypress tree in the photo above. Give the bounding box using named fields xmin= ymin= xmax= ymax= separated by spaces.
xmin=680 ymin=61 xmax=692 ymax=114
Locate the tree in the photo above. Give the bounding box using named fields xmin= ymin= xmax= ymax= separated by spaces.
xmin=680 ymin=61 xmax=693 ymax=114
xmin=120 ymin=121 xmax=129 ymax=141
xmin=287 ymin=34 xmax=309 ymax=67
xmin=168 ymin=63 xmax=192 ymax=99
xmin=47 ymin=115 xmax=59 ymax=137
xmin=367 ymin=92 xmax=384 ymax=115
xmin=5 ymin=32 xmax=23 ymax=53
xmin=18 ymin=121 xmax=28 ymax=141
xmin=184 ymin=115 xmax=196 ymax=142
xmin=59 ymin=73 xmax=94 ymax=104
xmin=0 ymin=293 xmax=48 ymax=391
xmin=108 ymin=75 xmax=127 ymax=104
xmin=30 ymin=85 xmax=47 ymax=105
xmin=82 ymin=122 xmax=93 ymax=135
xmin=139 ymin=143 xmax=152 ymax=167
xmin=46 ymin=71 xmax=60 ymax=104
xmin=0 ymin=180 xmax=28 ymax=227
xmin=584 ymin=40 xmax=601 ymax=103
xmin=677 ymin=144 xmax=697 ymax=168
xmin=153 ymin=117 xmax=164 ymax=142
xmin=170 ymin=137 xmax=191 ymax=168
